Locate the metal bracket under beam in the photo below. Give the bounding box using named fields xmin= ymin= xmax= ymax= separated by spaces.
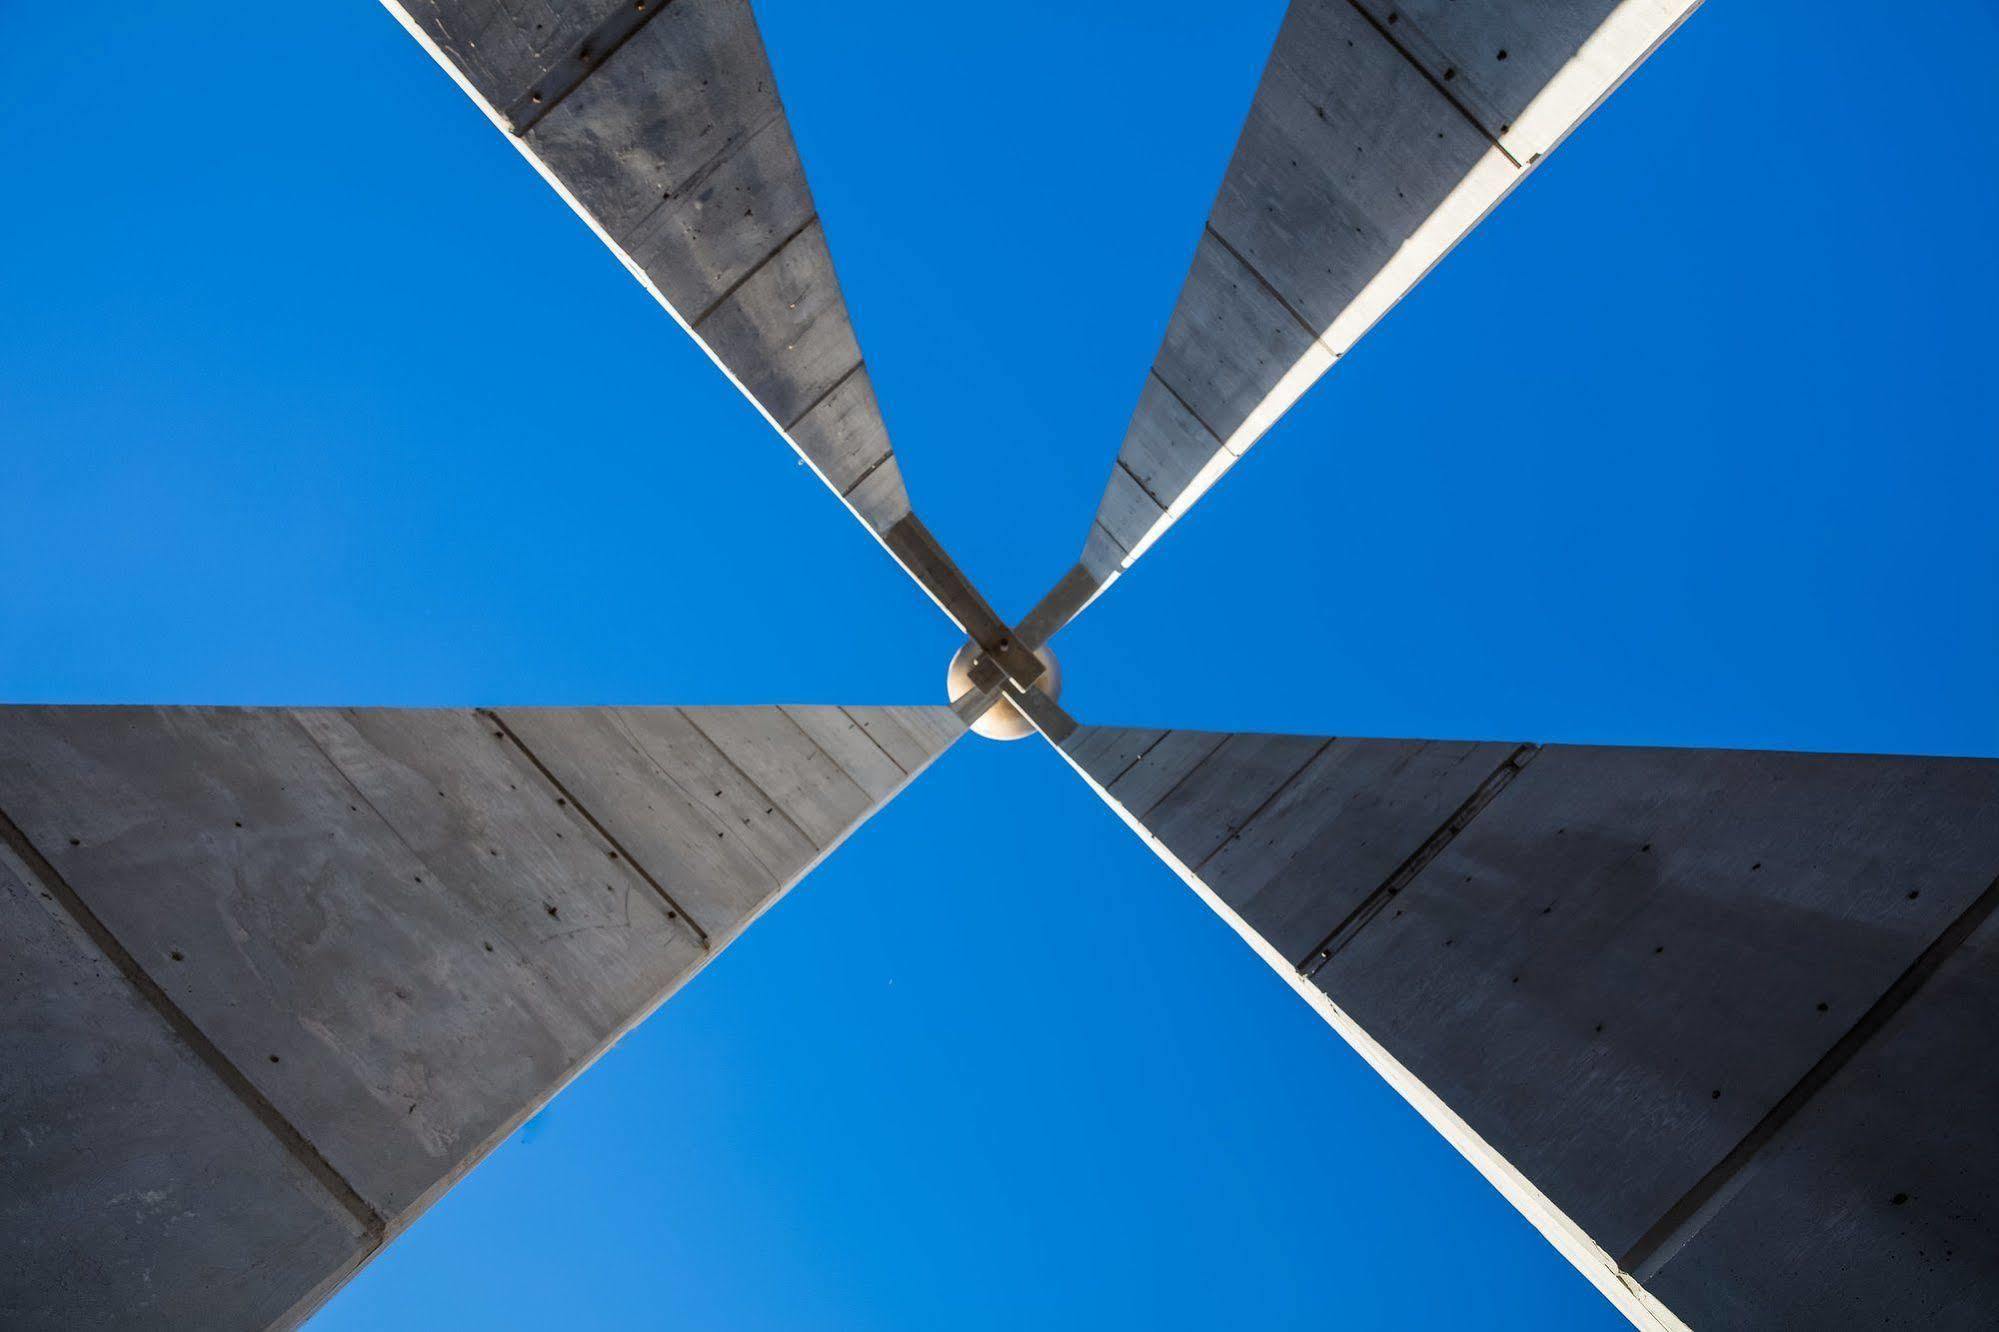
xmin=882 ymin=514 xmax=1046 ymax=689
xmin=950 ymin=655 xmax=1010 ymax=728
xmin=1013 ymin=563 xmax=1103 ymax=652
xmin=1008 ymin=681 xmax=1078 ymax=745
xmin=950 ymin=653 xmax=1077 ymax=745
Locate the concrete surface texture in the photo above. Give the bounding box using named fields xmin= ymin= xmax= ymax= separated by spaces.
xmin=0 ymin=704 xmax=959 ymax=1331
xmin=385 ymin=0 xmax=1060 ymax=704
xmin=1075 ymin=0 xmax=1701 ymax=596
xmin=1062 ymin=725 xmax=1999 ymax=1330
xmin=387 ymin=0 xmax=912 ymax=536
xmin=11 ymin=5 xmax=1983 ymax=1332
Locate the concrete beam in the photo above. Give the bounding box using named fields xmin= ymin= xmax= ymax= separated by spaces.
xmin=381 ymin=0 xmax=912 ymax=537
xmin=1060 ymin=724 xmax=1999 ymax=1329
xmin=0 ymin=704 xmax=960 ymax=1329
xmin=381 ymin=0 xmax=1080 ymax=675
xmin=0 ymin=839 xmax=372 ymax=1332
xmin=383 ymin=0 xmax=1041 ymax=664
xmin=1061 ymin=0 xmax=1700 ymax=619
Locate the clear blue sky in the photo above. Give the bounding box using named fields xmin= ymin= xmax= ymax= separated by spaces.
xmin=5 ymin=2 xmax=1997 ymax=1328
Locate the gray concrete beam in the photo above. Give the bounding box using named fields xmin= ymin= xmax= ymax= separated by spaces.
xmin=393 ymin=0 xmax=627 ymax=111
xmin=1644 ymin=883 xmax=1999 ymax=1328
xmin=0 ymin=839 xmax=372 ymax=1332
xmin=383 ymin=0 xmax=1067 ymax=669
xmin=1062 ymin=723 xmax=1999 ymax=1329
xmin=381 ymin=0 xmax=912 ymax=536
xmin=1058 ymin=0 xmax=1699 ymax=623
xmin=0 ymin=703 xmax=960 ymax=1329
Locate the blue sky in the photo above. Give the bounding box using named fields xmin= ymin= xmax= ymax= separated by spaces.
xmin=5 ymin=1 xmax=1997 ymax=1328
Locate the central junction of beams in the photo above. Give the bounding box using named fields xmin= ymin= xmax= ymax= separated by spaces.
xmin=945 ymin=641 xmax=1064 ymax=741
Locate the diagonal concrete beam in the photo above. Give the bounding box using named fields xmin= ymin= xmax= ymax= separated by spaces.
xmin=0 ymin=703 xmax=963 ymax=1330
xmin=1024 ymin=0 xmax=1704 ymax=649
xmin=1056 ymin=721 xmax=1999 ymax=1329
xmin=378 ymin=0 xmax=1039 ymax=680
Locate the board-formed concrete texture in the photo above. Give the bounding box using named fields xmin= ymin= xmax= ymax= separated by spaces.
xmin=0 ymin=704 xmax=959 ymax=1330
xmin=1070 ymin=0 xmax=1701 ymax=599
xmin=383 ymin=0 xmax=912 ymax=536
xmin=1061 ymin=725 xmax=1999 ymax=1330
xmin=381 ymin=0 xmax=1054 ymax=692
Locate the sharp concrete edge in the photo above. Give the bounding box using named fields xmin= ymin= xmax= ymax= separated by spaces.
xmin=4 ymin=703 xmax=963 ymax=1330
xmin=687 ymin=707 xmax=967 ymax=929
xmin=1619 ymin=867 xmax=1999 ymax=1281
xmin=371 ymin=1 xmax=981 ymax=635
xmin=1045 ymin=732 xmax=1691 ymax=1332
xmin=482 ymin=709 xmax=715 ymax=945
xmin=0 ymin=817 xmax=385 ymax=1332
xmin=281 ymin=707 xmax=963 ymax=1328
xmin=1065 ymin=0 xmax=1707 ymax=630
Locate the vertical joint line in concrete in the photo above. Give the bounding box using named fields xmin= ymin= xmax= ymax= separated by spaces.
xmin=482 ymin=710 xmax=713 ymax=948
xmin=1090 ymin=519 xmax=1133 ymax=561
xmin=502 ymin=0 xmax=680 ymax=133
xmin=838 ymin=447 xmax=896 ymax=500
xmin=773 ymin=705 xmax=875 ymax=812
xmin=1147 ymin=368 xmax=1231 ymax=454
xmin=651 ymin=103 xmax=784 ymax=212
xmin=1115 ymin=458 xmax=1171 ymax=516
xmin=1103 ymin=731 xmax=1170 ymax=793
xmin=1134 ymin=733 xmax=1233 ymax=821
xmin=1300 ymin=742 xmax=1539 ymax=977
xmin=673 ymin=708 xmax=823 ymax=860
xmin=838 ymin=706 xmax=911 ymax=778
xmin=690 ymin=213 xmax=819 ymax=329
xmin=1194 ymin=737 xmax=1339 ymax=873
xmin=1619 ymin=866 xmax=1999 ymax=1281
xmin=603 ymin=710 xmax=787 ymax=890
xmin=785 ymin=358 xmax=864 ymax=435
xmin=290 ymin=711 xmax=458 ymax=939
xmin=1203 ymin=223 xmax=1334 ymax=355
xmin=1338 ymin=0 xmax=1526 ymax=169
xmin=0 ymin=803 xmax=387 ymax=1241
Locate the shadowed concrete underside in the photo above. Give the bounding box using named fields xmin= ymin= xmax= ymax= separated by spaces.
xmin=0 ymin=704 xmax=959 ymax=1330
xmin=1017 ymin=0 xmax=1702 ymax=642
xmin=388 ymin=0 xmax=912 ymax=534
xmin=383 ymin=0 xmax=1051 ymax=696
xmin=1062 ymin=726 xmax=1999 ymax=1330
